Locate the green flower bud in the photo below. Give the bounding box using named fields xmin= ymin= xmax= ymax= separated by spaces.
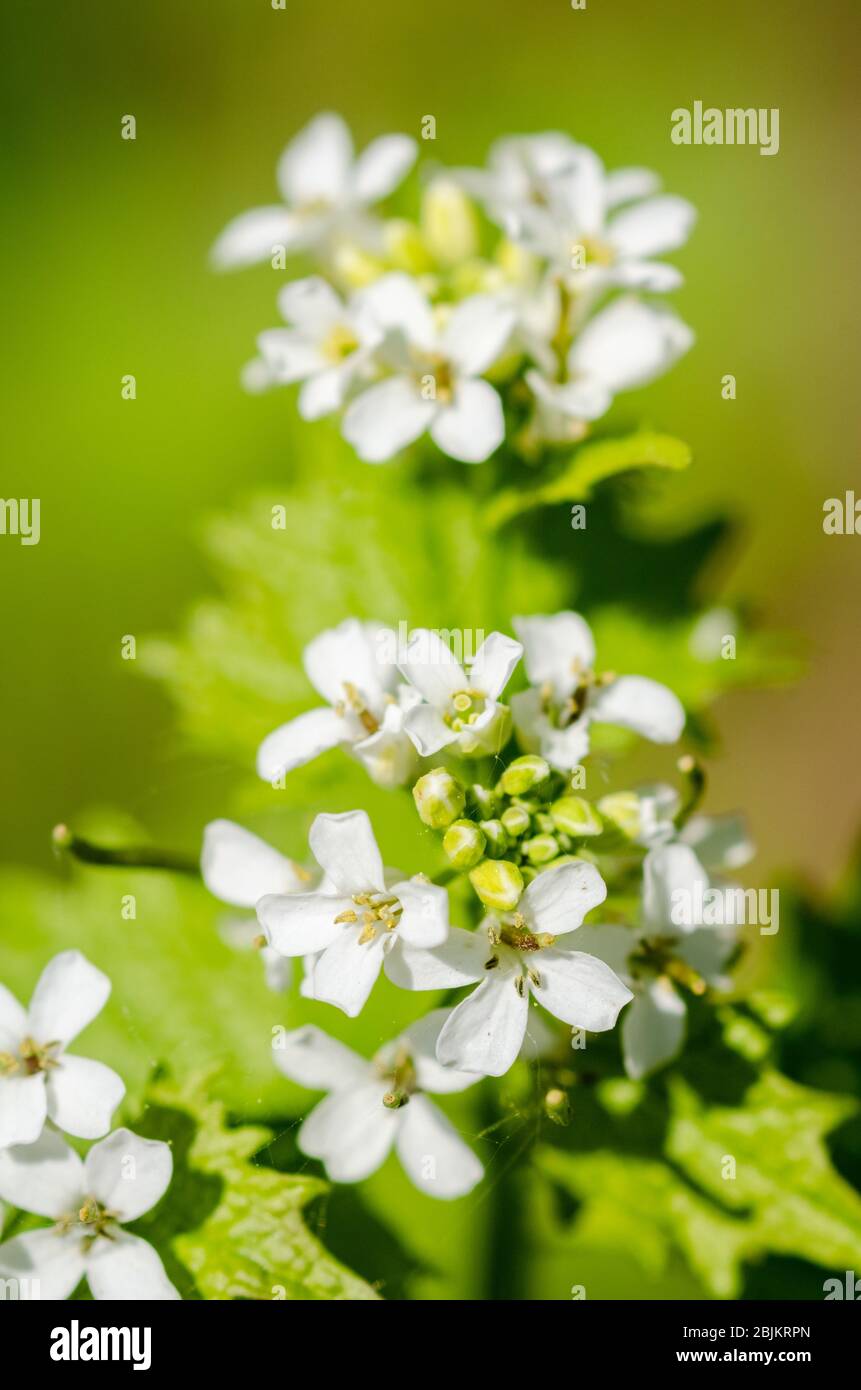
xmin=544 ymin=1087 xmax=572 ymax=1127
xmin=469 ymin=858 xmax=524 ymax=911
xmin=443 ymin=819 xmax=486 ymax=870
xmin=480 ymin=819 xmax=510 ymax=858
xmin=596 ymin=791 xmax=641 ymax=840
xmin=413 ymin=767 xmax=466 ymax=829
xmin=469 ymin=783 xmax=501 ymax=819
xmin=421 ymin=179 xmax=480 ymax=266
xmin=523 ymin=834 xmax=560 ymax=865
xmin=501 ymin=804 xmax=531 ymax=838
xmin=501 ymin=755 xmax=551 ymax=796
xmin=535 ymin=812 xmax=556 ymax=835
xmin=549 ymin=796 xmax=603 ymax=837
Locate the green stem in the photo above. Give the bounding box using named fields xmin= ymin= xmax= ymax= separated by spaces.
xmin=673 ymin=755 xmax=706 ymax=830
xmin=52 ymin=825 xmax=199 ymax=877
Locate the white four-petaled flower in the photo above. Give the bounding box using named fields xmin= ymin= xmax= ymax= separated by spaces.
xmin=511 ymin=610 xmax=685 ymax=770
xmin=257 ymin=810 xmax=449 ymax=1018
xmin=579 ymin=844 xmax=736 ymax=1079
xmin=211 ymin=112 xmax=417 ymax=269
xmin=257 ymin=618 xmax=420 ymax=789
xmin=0 ymin=952 xmax=125 ymax=1148
xmin=273 ymin=1011 xmax=483 ymax=1198
xmin=0 ymin=1126 xmax=178 ymax=1300
xmin=387 ymin=860 xmax=632 ymax=1076
xmin=342 ymin=274 xmax=515 ymax=463
xmin=398 ymin=628 xmax=523 ymax=757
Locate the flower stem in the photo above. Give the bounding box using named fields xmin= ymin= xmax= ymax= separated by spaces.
xmin=673 ymin=754 xmax=706 ymax=830
xmin=52 ymin=825 xmax=200 ymax=876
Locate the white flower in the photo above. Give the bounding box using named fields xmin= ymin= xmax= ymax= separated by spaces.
xmin=580 ymin=844 xmax=736 ymax=1079
xmin=398 ymin=628 xmax=523 ymax=757
xmin=0 ymin=1127 xmax=178 ymax=1300
xmin=387 ymin=860 xmax=631 ymax=1077
xmin=510 ymin=610 xmax=685 ymax=770
xmin=255 ymin=277 xmax=382 ymax=419
xmin=211 ymin=112 xmax=417 ymax=269
xmin=257 ymin=618 xmax=420 ymax=789
xmin=257 ymin=810 xmax=449 ymax=1018
xmin=273 ymin=1011 xmax=483 ymax=1198
xmin=201 ymin=819 xmax=315 ymax=993
xmin=525 ymin=297 xmax=693 ymax=430
xmin=462 ymin=134 xmax=695 ymax=293
xmin=341 ymin=274 xmax=515 ymax=463
xmin=0 ymin=952 xmax=125 ymax=1148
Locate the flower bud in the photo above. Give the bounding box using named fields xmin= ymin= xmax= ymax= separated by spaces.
xmin=413 ymin=767 xmax=466 ymax=828
xmin=469 ymin=859 xmax=524 ymax=912
xmin=544 ymin=1087 xmax=572 ymax=1126
xmin=443 ymin=819 xmax=486 ymax=870
xmin=421 ymin=179 xmax=480 ymax=266
xmin=596 ymin=791 xmax=641 ymax=839
xmin=549 ymin=796 xmax=603 ymax=837
xmin=470 ymin=783 xmax=501 ymax=819
xmin=501 ymin=804 xmax=531 ymax=838
xmin=479 ymin=819 xmax=510 ymax=858
xmin=523 ymin=834 xmax=559 ymax=865
xmin=501 ymin=755 xmax=551 ymax=796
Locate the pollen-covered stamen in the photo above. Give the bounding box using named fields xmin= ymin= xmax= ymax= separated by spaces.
xmin=55 ymin=1197 xmax=120 ymax=1245
xmin=337 ymin=891 xmax=403 ymax=944
xmin=321 ymin=323 xmax=360 ymax=363
xmin=334 ymin=680 xmax=379 ymax=736
xmin=0 ymin=1037 xmax=62 ymax=1078
xmin=498 ymin=914 xmax=555 ymax=953
xmin=629 ymin=936 xmax=707 ymax=996
xmin=575 ymin=236 xmax=616 ymax=268
xmin=445 ymin=687 xmax=487 ymax=732
xmin=379 ymin=1045 xmax=418 ymax=1109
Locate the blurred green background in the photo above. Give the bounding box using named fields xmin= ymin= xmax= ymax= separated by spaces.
xmin=2 ymin=0 xmax=860 ymax=1301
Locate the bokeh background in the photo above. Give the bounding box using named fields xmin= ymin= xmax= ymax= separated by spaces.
xmin=2 ymin=0 xmax=860 ymax=1301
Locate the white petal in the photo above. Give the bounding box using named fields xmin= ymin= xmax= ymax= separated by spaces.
xmin=0 ymin=1074 xmax=47 ymax=1148
xmin=299 ymin=363 xmax=353 ymax=420
xmin=277 ymin=112 xmax=354 ymax=207
xmin=512 ymin=611 xmax=596 ymax=696
xmin=86 ymin=1231 xmax=180 ymax=1301
xmin=0 ymin=1128 xmax=85 ymax=1219
xmin=261 ymin=948 xmax=294 ymax=994
xmin=257 ymin=328 xmax=324 ymax=384
xmin=46 ymin=1056 xmax=125 ymax=1140
xmin=430 ymin=379 xmax=505 ymax=463
xmin=308 ymin=926 xmax=387 ymax=1018
xmin=0 ymin=1229 xmax=85 ymax=1300
xmin=607 ymin=194 xmax=696 ymax=259
xmin=588 ymin=675 xmax=685 ymax=744
xmin=521 ymin=859 xmax=607 ymax=937
xmin=85 ymin=1129 xmax=173 ymax=1222
xmin=395 ymin=1095 xmax=483 ymax=1198
xmin=604 ymin=166 xmax=662 ymax=207
xmin=540 ymin=718 xmax=592 ymax=771
xmin=0 ymin=983 xmax=26 ymax=1050
xmin=343 ymin=376 xmax=435 ymax=463
xmin=597 ymin=259 xmax=684 ymax=292
xmin=436 ymin=973 xmax=528 ymax=1077
xmin=679 ymin=924 xmax=736 ymax=988
xmin=468 ymin=631 xmax=522 ymax=700
xmin=277 ymin=275 xmax=344 ymax=331
xmin=575 ymin=922 xmax=636 ymax=979
xmin=383 ymin=925 xmax=489 ymax=991
xmin=527 ymin=369 xmax=612 ymax=423
xmin=398 ymin=627 xmax=467 ymax=708
xmin=531 ymin=947 xmax=633 ymax=1030
xmin=570 ymin=298 xmax=693 ymax=394
xmin=257 ymin=892 xmax=350 ymax=957
xmin=201 ymin=820 xmax=307 ymax=909
xmin=352 ymin=133 xmax=417 ymax=203
xmin=28 ymin=950 xmax=110 ymax=1047
xmin=442 ymin=295 xmax=514 ymax=375
xmin=210 ymin=207 xmax=303 ymax=270
xmin=256 ymin=706 xmax=347 ymax=782
xmin=303 ymin=617 xmax=392 ymax=708
xmin=402 ymin=1009 xmax=482 ymax=1094
xmin=642 ymin=844 xmax=710 ymax=934
xmin=353 ymin=718 xmax=419 ymax=789
xmin=272 ymin=1024 xmax=368 ymax=1091
xmin=356 ymin=272 xmax=436 ymax=348
xmin=392 ymin=879 xmax=449 ymax=948
xmin=681 ymin=813 xmax=754 ymax=872
xmin=622 ymin=978 xmax=686 ymax=1079
xmin=309 ymin=809 xmax=384 ymax=893
xmin=401 ymin=704 xmax=456 ymax=756
xmin=299 ymin=1082 xmax=398 ymax=1182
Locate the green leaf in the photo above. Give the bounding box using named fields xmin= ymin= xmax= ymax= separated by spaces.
xmin=136 ymin=1071 xmax=379 ymax=1300
xmin=484 ymin=431 xmax=692 ymax=529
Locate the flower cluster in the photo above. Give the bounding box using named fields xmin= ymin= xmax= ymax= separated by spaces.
xmin=198 ymin=611 xmax=750 ymax=1198
xmin=213 ymin=114 xmax=695 ymax=464
xmin=0 ymin=952 xmax=178 ymax=1299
